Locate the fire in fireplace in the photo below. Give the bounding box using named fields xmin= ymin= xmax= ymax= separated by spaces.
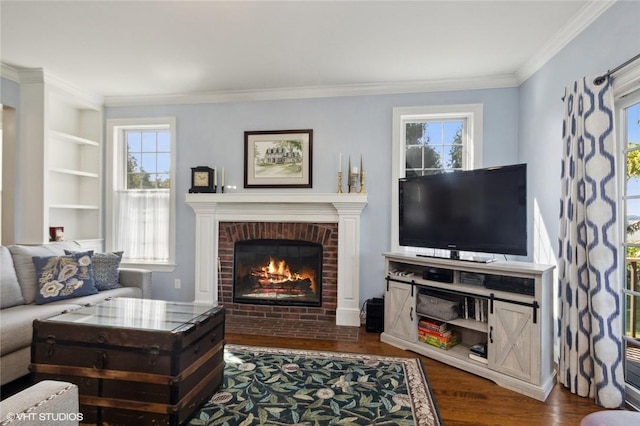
xmin=233 ymin=239 xmax=322 ymax=307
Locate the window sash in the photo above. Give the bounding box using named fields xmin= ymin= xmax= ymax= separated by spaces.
xmin=106 ymin=118 xmax=176 ymax=270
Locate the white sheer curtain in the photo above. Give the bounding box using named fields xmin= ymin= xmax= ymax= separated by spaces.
xmin=115 ymin=190 xmax=170 ymax=263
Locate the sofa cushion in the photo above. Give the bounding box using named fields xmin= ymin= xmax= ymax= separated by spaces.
xmin=9 ymin=241 xmax=82 ymax=304
xmin=32 ymin=252 xmax=98 ymax=304
xmin=1 ymin=246 xmax=25 ymax=308
xmin=0 ymin=302 xmax=81 ymax=356
xmin=66 ymin=250 xmax=123 ymax=291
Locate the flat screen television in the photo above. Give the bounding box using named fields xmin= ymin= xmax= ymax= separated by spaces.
xmin=399 ymin=164 xmax=527 ymax=260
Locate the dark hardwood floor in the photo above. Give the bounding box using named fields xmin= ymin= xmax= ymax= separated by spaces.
xmin=0 ymin=325 xmax=613 ymax=425
xmin=227 ymin=327 xmax=605 ymax=426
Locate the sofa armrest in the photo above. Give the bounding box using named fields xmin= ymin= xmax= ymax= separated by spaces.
xmin=118 ymin=268 xmax=152 ymax=299
xmin=0 ymin=380 xmax=79 ymax=425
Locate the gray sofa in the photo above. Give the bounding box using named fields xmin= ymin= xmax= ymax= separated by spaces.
xmin=0 ymin=380 xmax=79 ymax=425
xmin=0 ymin=241 xmax=151 ymax=386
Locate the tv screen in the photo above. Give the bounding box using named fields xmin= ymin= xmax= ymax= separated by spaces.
xmin=399 ymin=164 xmax=527 ymax=258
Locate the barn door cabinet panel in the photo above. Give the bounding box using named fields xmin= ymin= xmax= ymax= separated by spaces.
xmin=380 ymin=252 xmax=555 ymax=401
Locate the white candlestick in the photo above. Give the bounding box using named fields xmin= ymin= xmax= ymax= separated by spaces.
xmin=339 ymin=153 xmax=342 ymax=171
xmin=352 ymin=166 xmax=358 ymax=174
xmin=221 ymin=168 xmax=225 ymax=188
xmin=214 ymin=168 xmax=217 ymax=186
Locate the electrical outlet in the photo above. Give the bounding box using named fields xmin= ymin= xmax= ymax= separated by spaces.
xmin=174 ymin=279 xmax=181 ymax=289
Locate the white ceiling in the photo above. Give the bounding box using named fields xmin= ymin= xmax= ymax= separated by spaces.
xmin=0 ymin=1 xmax=613 ymax=103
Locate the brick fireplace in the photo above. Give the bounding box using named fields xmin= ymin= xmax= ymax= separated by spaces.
xmin=185 ymin=193 xmax=367 ymax=326
xmin=219 ymin=222 xmax=337 ymax=321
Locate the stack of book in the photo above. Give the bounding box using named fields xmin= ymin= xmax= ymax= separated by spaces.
xmin=469 ymin=342 xmax=488 ymax=364
xmin=417 ymin=318 xmax=460 ymax=350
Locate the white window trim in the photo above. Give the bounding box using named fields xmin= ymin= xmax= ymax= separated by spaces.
xmin=614 ymin=61 xmax=640 ymax=409
xmin=106 ymin=117 xmax=177 ymax=272
xmin=390 ymin=104 xmax=483 ymax=253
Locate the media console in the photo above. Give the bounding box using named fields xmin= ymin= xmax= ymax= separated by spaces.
xmin=381 ymin=252 xmax=556 ymax=401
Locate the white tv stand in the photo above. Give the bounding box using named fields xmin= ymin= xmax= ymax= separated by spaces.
xmin=380 ymin=252 xmax=556 ymax=401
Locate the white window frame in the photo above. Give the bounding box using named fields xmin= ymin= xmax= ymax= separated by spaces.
xmin=106 ymin=117 xmax=176 ymax=272
xmin=614 ymin=61 xmax=640 ymax=410
xmin=390 ymin=104 xmax=483 ymax=253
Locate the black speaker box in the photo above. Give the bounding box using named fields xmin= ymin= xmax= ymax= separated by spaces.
xmin=423 ymin=267 xmax=454 ymax=283
xmin=366 ymin=297 xmax=384 ymax=332
xmin=485 ymin=274 xmax=535 ymax=296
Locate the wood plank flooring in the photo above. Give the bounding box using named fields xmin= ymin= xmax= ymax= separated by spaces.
xmin=227 ymin=327 xmax=606 ymax=426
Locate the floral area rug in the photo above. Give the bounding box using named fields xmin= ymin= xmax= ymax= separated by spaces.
xmin=188 ymin=344 xmax=441 ymax=426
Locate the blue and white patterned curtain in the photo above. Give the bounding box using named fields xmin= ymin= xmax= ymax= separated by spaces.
xmin=557 ymin=76 xmax=625 ymax=407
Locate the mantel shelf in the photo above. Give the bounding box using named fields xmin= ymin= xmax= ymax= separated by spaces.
xmin=185 ymin=192 xmax=367 ymax=204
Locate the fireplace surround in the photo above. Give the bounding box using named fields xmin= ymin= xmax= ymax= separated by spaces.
xmin=185 ymin=193 xmax=367 ymax=326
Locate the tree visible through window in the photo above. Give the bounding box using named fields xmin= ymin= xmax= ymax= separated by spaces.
xmin=125 ymin=130 xmax=171 ymax=189
xmin=405 ymin=120 xmax=464 ymax=177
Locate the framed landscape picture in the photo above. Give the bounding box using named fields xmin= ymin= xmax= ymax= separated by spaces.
xmin=244 ymin=129 xmax=313 ymax=188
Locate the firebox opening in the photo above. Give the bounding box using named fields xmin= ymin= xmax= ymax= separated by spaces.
xmin=233 ymin=239 xmax=323 ymax=307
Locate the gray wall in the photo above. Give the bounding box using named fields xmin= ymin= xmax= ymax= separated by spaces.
xmin=107 ymin=88 xmax=519 ymax=302
xmin=519 ymin=0 xmax=640 ymax=266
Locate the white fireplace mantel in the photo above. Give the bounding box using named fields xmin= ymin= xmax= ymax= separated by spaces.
xmin=185 ymin=193 xmax=368 ymax=326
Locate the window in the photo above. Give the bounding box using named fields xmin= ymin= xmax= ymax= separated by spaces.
xmin=619 ymin=88 xmax=640 ymax=409
xmin=391 ymin=104 xmax=483 ymax=252
xmin=106 ymin=118 xmax=176 ymax=271
xmin=405 ymin=119 xmax=465 ymax=176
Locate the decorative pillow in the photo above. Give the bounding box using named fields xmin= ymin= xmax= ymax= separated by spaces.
xmin=32 ymin=251 xmax=98 ymax=305
xmin=91 ymin=251 xmax=124 ymax=291
xmin=8 ymin=241 xmax=81 ymax=304
xmin=65 ymin=250 xmax=124 ymax=291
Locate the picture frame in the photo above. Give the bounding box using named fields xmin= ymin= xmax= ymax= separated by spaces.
xmin=244 ymin=129 xmax=313 ymax=188
xmin=49 ymin=226 xmax=64 ymax=242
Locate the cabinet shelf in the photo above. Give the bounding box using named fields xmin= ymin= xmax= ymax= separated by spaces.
xmin=50 ymin=130 xmax=99 ymax=147
xmin=50 ymin=168 xmax=99 ymax=178
xmin=49 ymin=204 xmax=100 ymax=210
xmin=382 ymin=252 xmax=555 ymax=402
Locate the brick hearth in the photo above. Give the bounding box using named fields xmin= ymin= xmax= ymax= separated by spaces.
xmin=219 ymin=222 xmax=338 ymax=322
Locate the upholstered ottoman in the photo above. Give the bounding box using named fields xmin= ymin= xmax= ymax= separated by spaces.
xmin=580 ymin=410 xmax=640 ymax=426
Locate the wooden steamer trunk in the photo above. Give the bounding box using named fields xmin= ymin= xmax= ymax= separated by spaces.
xmin=30 ymin=306 xmax=225 ymax=425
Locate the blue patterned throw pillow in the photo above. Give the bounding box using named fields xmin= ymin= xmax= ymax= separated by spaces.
xmin=92 ymin=251 xmax=124 ymax=290
xmin=32 ymin=251 xmax=98 ymax=304
xmin=65 ymin=250 xmax=124 ymax=291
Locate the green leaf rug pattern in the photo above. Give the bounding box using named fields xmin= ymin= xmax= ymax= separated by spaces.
xmin=188 ymin=344 xmax=441 ymax=426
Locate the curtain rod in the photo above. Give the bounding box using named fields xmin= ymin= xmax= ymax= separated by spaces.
xmin=561 ymin=53 xmax=640 ymax=101
xmin=593 ymin=52 xmax=640 ymax=85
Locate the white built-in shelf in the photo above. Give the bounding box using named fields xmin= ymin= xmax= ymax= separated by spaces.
xmin=50 ymin=130 xmax=99 ymax=146
xmin=49 ymin=204 xmax=100 ymax=210
xmin=49 ymin=168 xmax=99 ymax=178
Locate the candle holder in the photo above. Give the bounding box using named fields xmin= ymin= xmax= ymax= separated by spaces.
xmin=337 ymin=171 xmax=343 ymax=193
xmin=359 ymin=170 xmax=366 ymax=194
xmin=349 ymin=172 xmax=358 ymax=193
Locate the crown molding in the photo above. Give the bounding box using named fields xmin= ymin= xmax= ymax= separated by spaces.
xmin=4 ymin=65 xmax=104 ymax=108
xmin=0 ymin=63 xmax=21 ymax=83
xmin=104 ymin=74 xmax=518 ymax=107
xmin=515 ymin=0 xmax=616 ymax=84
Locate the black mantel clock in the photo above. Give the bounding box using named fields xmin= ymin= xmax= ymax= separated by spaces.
xmin=189 ymin=166 xmax=216 ymax=193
